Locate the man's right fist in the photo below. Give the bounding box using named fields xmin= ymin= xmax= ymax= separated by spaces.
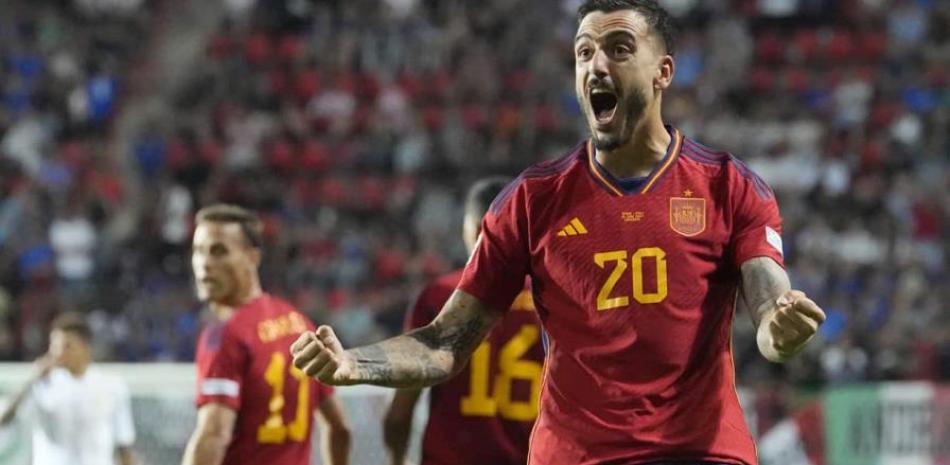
xmin=291 ymin=325 xmax=356 ymax=385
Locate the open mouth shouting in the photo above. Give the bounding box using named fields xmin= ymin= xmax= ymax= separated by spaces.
xmin=589 ymin=87 xmax=619 ymax=127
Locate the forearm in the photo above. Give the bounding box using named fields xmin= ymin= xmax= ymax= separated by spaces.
xmin=326 ymin=426 xmax=352 ymax=465
xmin=741 ymin=257 xmax=825 ymax=362
xmin=383 ymin=411 xmax=412 ymax=463
xmin=740 ymin=257 xmax=792 ymax=363
xmin=0 ymin=382 xmax=34 ymax=425
xmin=180 ymin=433 xmax=228 ymax=465
xmin=349 ymin=291 xmax=496 ymax=388
xmin=384 ymin=388 xmax=421 ymax=465
xmin=347 ymin=328 xmax=457 ymax=388
xmin=294 ymin=290 xmax=499 ymax=387
xmin=384 ymin=426 xmax=411 ymax=465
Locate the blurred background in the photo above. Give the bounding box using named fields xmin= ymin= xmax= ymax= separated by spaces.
xmin=0 ymin=0 xmax=947 ymax=463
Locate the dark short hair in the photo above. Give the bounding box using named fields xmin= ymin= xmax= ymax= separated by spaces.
xmin=577 ymin=0 xmax=678 ymax=56
xmin=51 ymin=312 xmax=92 ymax=343
xmin=195 ymin=204 xmax=263 ymax=248
xmin=465 ymin=177 xmax=513 ymax=219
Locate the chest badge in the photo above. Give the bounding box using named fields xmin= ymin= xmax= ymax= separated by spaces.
xmin=670 ymin=193 xmax=705 ymax=236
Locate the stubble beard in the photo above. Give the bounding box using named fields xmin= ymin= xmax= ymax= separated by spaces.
xmin=589 ymin=88 xmax=647 ymax=151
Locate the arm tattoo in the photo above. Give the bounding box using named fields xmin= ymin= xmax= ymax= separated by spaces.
xmin=739 ymin=257 xmax=791 ymax=328
xmin=347 ymin=291 xmax=498 ymax=388
xmin=409 ymin=311 xmax=491 ymax=356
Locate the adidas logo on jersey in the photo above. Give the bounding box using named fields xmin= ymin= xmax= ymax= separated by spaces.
xmin=557 ymin=217 xmax=588 ymax=236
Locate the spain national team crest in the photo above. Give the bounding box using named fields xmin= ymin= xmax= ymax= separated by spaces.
xmin=669 ymin=196 xmax=706 ymax=236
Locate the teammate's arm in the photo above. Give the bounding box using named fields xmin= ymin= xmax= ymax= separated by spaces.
xmin=180 ymin=403 xmax=237 ymax=465
xmin=383 ymin=388 xmax=423 ymax=465
xmin=739 ymin=257 xmax=826 ymax=362
xmin=0 ymin=355 xmax=53 ymax=426
xmin=317 ymin=396 xmax=352 ymax=465
xmin=292 ymin=289 xmax=501 ymax=388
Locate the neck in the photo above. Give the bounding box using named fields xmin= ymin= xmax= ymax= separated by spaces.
xmin=595 ymin=113 xmax=670 ymax=179
xmin=210 ymin=283 xmax=263 ymax=321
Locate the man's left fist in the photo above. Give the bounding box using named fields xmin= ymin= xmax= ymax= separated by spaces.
xmin=768 ymin=290 xmax=826 ymax=358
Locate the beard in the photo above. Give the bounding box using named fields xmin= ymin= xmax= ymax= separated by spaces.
xmin=588 ymin=88 xmax=647 ymax=151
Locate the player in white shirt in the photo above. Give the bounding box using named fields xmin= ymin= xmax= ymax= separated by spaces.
xmin=1 ymin=312 xmax=136 ymax=465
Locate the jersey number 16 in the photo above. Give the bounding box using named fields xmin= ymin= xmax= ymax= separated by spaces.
xmin=460 ymin=325 xmax=542 ymax=422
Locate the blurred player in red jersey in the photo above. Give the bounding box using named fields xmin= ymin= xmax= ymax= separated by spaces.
xmin=181 ymin=205 xmax=351 ymax=465
xmin=291 ymin=1 xmax=827 ymax=464
xmin=383 ymin=177 xmax=544 ymax=465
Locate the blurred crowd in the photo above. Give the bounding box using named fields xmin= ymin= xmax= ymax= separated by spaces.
xmin=1 ymin=0 xmax=947 ymax=397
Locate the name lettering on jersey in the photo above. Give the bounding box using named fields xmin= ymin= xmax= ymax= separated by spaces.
xmin=510 ymin=289 xmax=536 ymax=311
xmin=622 ymin=211 xmax=644 ymax=222
xmin=669 ymin=196 xmax=706 ymax=236
xmin=556 ymin=217 xmax=588 ymax=237
xmin=257 ymin=313 xmax=309 ymax=343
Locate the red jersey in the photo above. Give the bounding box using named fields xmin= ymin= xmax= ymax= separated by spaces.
xmin=459 ymin=127 xmax=784 ymax=465
xmin=194 ymin=293 xmax=334 ymax=465
xmin=407 ymin=269 xmax=544 ymax=465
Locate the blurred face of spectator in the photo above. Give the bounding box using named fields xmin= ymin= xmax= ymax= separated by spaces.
xmin=49 ymin=329 xmax=91 ymax=372
xmin=574 ymin=9 xmax=673 ymax=150
xmin=191 ymin=221 xmax=261 ymax=306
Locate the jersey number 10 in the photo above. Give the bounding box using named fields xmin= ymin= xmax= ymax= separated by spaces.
xmin=460 ymin=325 xmax=542 ymax=421
xmin=257 ymin=352 xmax=310 ymax=444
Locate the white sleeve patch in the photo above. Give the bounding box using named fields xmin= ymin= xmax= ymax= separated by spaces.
xmin=766 ymin=226 xmax=783 ymax=256
xmin=200 ymin=378 xmax=240 ymax=397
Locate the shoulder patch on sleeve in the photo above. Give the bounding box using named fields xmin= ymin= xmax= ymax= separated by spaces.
xmin=766 ymin=226 xmax=784 ymax=256
xmin=200 ymin=378 xmax=240 ymax=397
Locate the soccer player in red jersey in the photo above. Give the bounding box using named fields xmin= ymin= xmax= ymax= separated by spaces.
xmin=383 ymin=178 xmax=544 ymax=465
xmin=291 ymin=1 xmax=827 ymax=464
xmin=181 ymin=205 xmax=351 ymax=465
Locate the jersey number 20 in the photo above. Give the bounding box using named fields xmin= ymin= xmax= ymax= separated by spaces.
xmin=460 ymin=325 xmax=542 ymax=421
xmin=595 ymin=247 xmax=668 ymax=310
xmin=257 ymin=352 xmax=310 ymax=444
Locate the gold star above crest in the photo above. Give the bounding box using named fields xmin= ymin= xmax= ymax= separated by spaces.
xmin=683 ymin=189 xmax=693 ymax=197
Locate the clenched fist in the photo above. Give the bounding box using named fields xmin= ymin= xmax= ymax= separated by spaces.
xmin=291 ymin=326 xmax=356 ymax=385
xmin=765 ymin=290 xmax=826 ymax=359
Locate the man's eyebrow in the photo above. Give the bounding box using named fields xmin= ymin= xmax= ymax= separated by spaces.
xmin=575 ymin=30 xmax=637 ymax=43
xmin=605 ymin=30 xmax=636 ymax=41
xmin=575 ymin=32 xmax=593 ymax=43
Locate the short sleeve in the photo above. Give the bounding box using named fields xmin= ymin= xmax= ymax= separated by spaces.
xmin=730 ymin=162 xmax=785 ymax=268
xmin=195 ymin=323 xmax=246 ymax=410
xmin=112 ymin=380 xmax=136 ymax=446
xmin=457 ymin=181 xmax=530 ymax=313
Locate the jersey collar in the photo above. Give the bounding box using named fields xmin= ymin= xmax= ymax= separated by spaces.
xmin=587 ymin=126 xmax=683 ymax=196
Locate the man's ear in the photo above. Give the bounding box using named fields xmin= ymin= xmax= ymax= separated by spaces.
xmin=655 ymin=54 xmax=675 ymax=91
